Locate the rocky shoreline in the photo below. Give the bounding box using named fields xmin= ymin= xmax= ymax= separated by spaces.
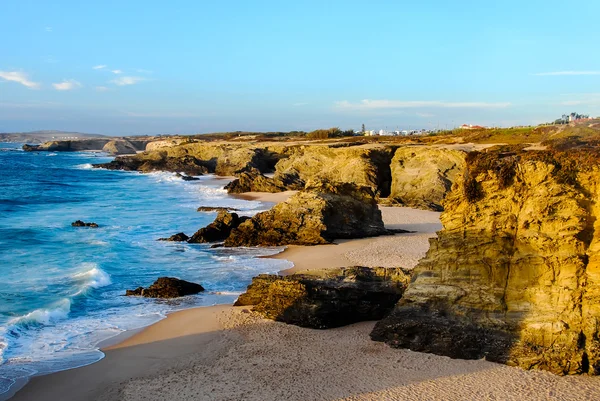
xmin=19 ymin=136 xmax=600 ymax=377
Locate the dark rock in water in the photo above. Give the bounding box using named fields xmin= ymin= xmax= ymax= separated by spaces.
xmin=188 ymin=211 xmax=249 ymax=243
xmin=158 ymin=232 xmax=189 ymax=242
xmin=197 ymin=206 xmax=240 ymax=212
xmin=71 ymin=220 xmax=99 ymax=228
xmin=235 ymin=267 xmax=411 ymax=329
xmin=224 ymin=180 xmax=389 ymax=247
xmin=125 ymin=277 xmax=204 ymax=298
xmin=22 ymin=144 xmax=40 ymax=151
xmin=175 ymin=173 xmax=200 ymax=181
xmin=224 ymin=168 xmax=287 ymax=194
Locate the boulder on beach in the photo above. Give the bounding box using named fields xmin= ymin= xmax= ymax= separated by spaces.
xmin=187 ymin=211 xmax=249 ymax=243
xmin=125 ymin=277 xmax=204 ymax=298
xmin=235 ymin=266 xmax=411 ymax=329
xmin=71 ymin=220 xmax=98 ymax=228
xmin=158 ymin=232 xmax=189 ymax=242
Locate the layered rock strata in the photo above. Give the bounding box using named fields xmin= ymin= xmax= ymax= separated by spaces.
xmin=385 ymin=146 xmax=466 ymax=211
xmin=371 ymin=149 xmax=600 ymax=375
xmin=235 ymin=267 xmax=411 ymax=329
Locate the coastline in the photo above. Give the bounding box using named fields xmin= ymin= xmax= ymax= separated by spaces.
xmin=9 ymin=191 xmax=600 ymax=400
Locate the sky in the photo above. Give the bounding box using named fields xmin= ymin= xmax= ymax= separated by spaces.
xmin=1 ymin=0 xmax=600 ymax=136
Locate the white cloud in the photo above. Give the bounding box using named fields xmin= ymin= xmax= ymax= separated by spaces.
xmin=52 ymin=79 xmax=82 ymax=91
xmin=45 ymin=27 xmax=53 ymax=32
xmin=533 ymin=71 xmax=600 ymax=76
xmin=334 ymin=99 xmax=511 ymax=110
xmin=95 ymin=86 xmax=111 ymax=92
xmin=93 ymin=65 xmax=106 ymax=70
xmin=110 ymin=76 xmax=145 ymax=86
xmin=0 ymin=71 xmax=40 ymax=89
xmin=111 ymin=69 xmax=123 ymax=74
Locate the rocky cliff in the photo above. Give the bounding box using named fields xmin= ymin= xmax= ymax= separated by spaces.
xmin=23 ymin=138 xmax=149 ymax=154
xmin=385 ymin=146 xmax=466 ymax=211
xmin=371 ymin=148 xmax=600 ymax=375
xmin=95 ymin=142 xmax=281 ymax=176
xmin=272 ymin=145 xmax=395 ymax=197
xmin=224 ymin=181 xmax=389 ymax=246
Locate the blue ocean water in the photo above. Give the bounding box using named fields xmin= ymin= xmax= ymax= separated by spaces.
xmin=0 ymin=142 xmax=291 ymax=395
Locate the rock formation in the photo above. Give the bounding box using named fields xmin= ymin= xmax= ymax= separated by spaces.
xmin=95 ymin=143 xmax=281 ymax=177
xmin=224 ymin=168 xmax=287 ymax=193
xmin=384 ymin=146 xmax=466 ymax=211
xmin=187 ymin=211 xmax=249 ymax=243
xmin=224 ymin=181 xmax=389 ymax=246
xmin=158 ymin=232 xmax=189 ymax=242
xmin=272 ymin=145 xmax=394 ymax=197
xmin=197 ymin=206 xmax=240 ymax=212
xmin=71 ymin=220 xmax=98 ymax=228
xmin=235 ymin=267 xmax=411 ymax=329
xmin=102 ymin=140 xmax=138 ymax=155
xmin=371 ymin=148 xmax=600 ymax=376
xmin=95 ymin=153 xmax=213 ymax=176
xmin=23 ymin=138 xmax=149 ymax=152
xmin=125 ymin=277 xmax=204 ymax=298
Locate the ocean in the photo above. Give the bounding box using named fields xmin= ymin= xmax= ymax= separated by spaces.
xmin=0 ymin=142 xmax=290 ymax=395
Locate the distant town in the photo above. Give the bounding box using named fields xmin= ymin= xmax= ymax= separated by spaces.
xmin=360 ymin=112 xmax=597 ymax=137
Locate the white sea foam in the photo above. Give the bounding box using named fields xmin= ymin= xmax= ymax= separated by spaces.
xmin=71 ymin=265 xmax=112 ymax=294
xmin=46 ymin=153 xmax=57 ymax=156
xmin=75 ymin=163 xmax=93 ymax=169
xmin=10 ymin=299 xmax=72 ymax=327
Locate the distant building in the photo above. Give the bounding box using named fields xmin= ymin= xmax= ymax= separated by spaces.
xmin=459 ymin=124 xmax=486 ymax=130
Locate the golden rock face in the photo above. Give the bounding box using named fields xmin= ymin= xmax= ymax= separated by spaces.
xmin=373 ymin=153 xmax=600 ymax=375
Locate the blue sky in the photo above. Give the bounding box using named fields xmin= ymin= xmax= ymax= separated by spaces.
xmin=1 ymin=0 xmax=599 ymax=135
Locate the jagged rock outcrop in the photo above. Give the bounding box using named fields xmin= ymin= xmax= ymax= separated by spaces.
xmin=197 ymin=206 xmax=239 ymax=212
xmin=384 ymin=147 xmax=466 ymax=211
xmin=272 ymin=146 xmax=394 ymax=197
xmin=125 ymin=277 xmax=204 ymax=298
xmin=71 ymin=220 xmax=98 ymax=228
xmin=95 ymin=143 xmax=281 ymax=177
xmin=102 ymin=140 xmax=138 ymax=155
xmin=95 ymin=153 xmax=212 ymax=176
xmin=224 ymin=168 xmax=287 ymax=193
xmin=158 ymin=232 xmax=189 ymax=242
xmin=188 ymin=211 xmax=249 ymax=243
xmin=224 ymin=181 xmax=389 ymax=246
xmin=371 ymin=148 xmax=600 ymax=376
xmin=235 ymin=267 xmax=411 ymax=329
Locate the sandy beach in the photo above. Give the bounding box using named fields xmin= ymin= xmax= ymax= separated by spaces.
xmin=11 ymin=196 xmax=600 ymax=401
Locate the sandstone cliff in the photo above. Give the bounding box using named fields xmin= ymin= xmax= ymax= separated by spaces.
xmin=385 ymin=146 xmax=466 ymax=211
xmin=371 ymin=148 xmax=600 ymax=375
xmin=272 ymin=145 xmax=394 ymax=197
xmin=95 ymin=142 xmax=281 ymax=176
xmin=102 ymin=139 xmax=138 ymax=155
xmin=224 ymin=181 xmax=389 ymax=246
